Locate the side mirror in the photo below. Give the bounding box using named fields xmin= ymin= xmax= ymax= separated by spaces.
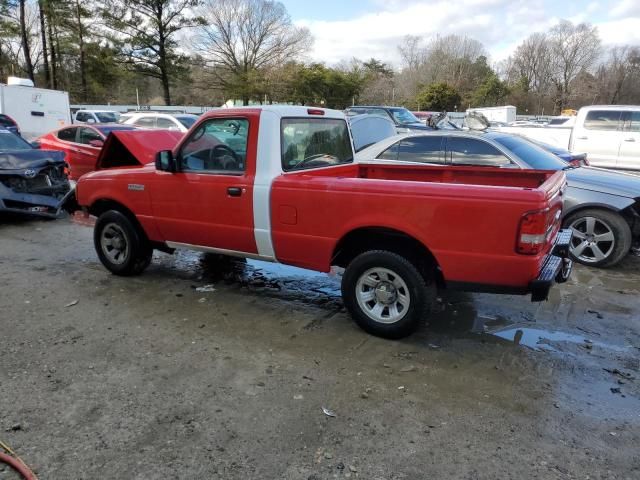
xmin=89 ymin=139 xmax=104 ymax=148
xmin=156 ymin=150 xmax=177 ymax=172
xmin=86 ymin=118 xmax=96 ymax=124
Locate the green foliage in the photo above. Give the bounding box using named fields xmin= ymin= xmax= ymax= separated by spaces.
xmin=99 ymin=0 xmax=201 ymax=104
xmin=290 ymin=63 xmax=362 ymax=109
xmin=415 ymin=82 xmax=461 ymax=111
xmin=471 ymin=73 xmax=510 ymax=107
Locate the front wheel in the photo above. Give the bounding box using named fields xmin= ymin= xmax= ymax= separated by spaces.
xmin=94 ymin=210 xmax=152 ymax=276
xmin=564 ymin=209 xmax=632 ymax=268
xmin=341 ymin=250 xmax=434 ymax=339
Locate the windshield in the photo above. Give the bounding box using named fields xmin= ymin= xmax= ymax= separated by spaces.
xmin=389 ymin=108 xmax=421 ymax=124
xmin=0 ymin=131 xmax=32 ymax=151
xmin=281 ymin=118 xmax=353 ymax=171
xmin=493 ymin=135 xmax=567 ymax=170
xmin=95 ymin=112 xmax=118 ymax=123
xmin=177 ymin=116 xmax=197 ymax=128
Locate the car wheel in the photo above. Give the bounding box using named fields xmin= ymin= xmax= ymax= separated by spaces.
xmin=94 ymin=210 xmax=152 ymax=276
xmin=341 ymin=250 xmax=434 ymax=339
xmin=564 ymin=209 xmax=632 ymax=268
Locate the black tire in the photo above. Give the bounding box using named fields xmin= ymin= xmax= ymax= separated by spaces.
xmin=341 ymin=250 xmax=435 ymax=339
xmin=94 ymin=210 xmax=152 ymax=276
xmin=563 ymin=208 xmax=632 ymax=268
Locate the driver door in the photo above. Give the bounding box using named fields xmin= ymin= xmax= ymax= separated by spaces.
xmin=149 ymin=116 xmax=258 ymax=254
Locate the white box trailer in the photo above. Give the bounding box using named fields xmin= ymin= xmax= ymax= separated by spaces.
xmin=466 ymin=105 xmax=516 ymax=124
xmin=0 ymin=80 xmax=71 ymax=140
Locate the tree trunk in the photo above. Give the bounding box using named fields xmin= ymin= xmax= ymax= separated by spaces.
xmin=38 ymin=0 xmax=51 ymax=88
xmin=75 ymin=0 xmax=87 ymax=101
xmin=19 ymin=0 xmax=35 ymax=82
xmin=46 ymin=3 xmax=58 ymax=89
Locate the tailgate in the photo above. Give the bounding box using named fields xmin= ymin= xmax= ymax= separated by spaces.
xmin=95 ymin=130 xmax=184 ymax=170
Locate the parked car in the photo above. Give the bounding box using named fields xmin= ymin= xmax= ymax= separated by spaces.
xmin=0 ymin=113 xmax=20 ymax=136
xmin=0 ymin=128 xmax=73 ymax=218
xmin=37 ymin=124 xmax=138 ymax=179
xmin=74 ymin=106 xmax=572 ymax=339
xmin=122 ymin=112 xmax=199 ymax=132
xmin=498 ymin=105 xmax=640 ymax=169
xmin=74 ymin=110 xmax=120 ymax=124
xmin=345 ymin=106 xmax=433 ymax=132
xmin=357 ymin=131 xmax=640 ymax=267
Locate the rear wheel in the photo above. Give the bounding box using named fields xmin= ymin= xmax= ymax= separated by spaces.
xmin=341 ymin=250 xmax=434 ymax=339
xmin=94 ymin=210 xmax=152 ymax=276
xmin=564 ymin=209 xmax=631 ymax=268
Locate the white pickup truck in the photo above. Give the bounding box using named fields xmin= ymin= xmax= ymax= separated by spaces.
xmin=496 ymin=105 xmax=640 ymax=170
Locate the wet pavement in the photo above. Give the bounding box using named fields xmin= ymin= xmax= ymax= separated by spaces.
xmin=1 ymin=216 xmax=639 ymax=479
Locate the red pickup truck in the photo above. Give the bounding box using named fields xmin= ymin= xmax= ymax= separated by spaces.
xmin=75 ymin=106 xmax=572 ymax=338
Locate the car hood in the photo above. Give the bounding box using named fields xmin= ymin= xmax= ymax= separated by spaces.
xmin=96 ymin=130 xmax=184 ymax=169
xmin=566 ymin=166 xmax=640 ymax=198
xmin=0 ymin=149 xmax=65 ymax=171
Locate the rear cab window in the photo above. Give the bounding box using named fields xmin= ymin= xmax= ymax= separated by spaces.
xmin=583 ymin=110 xmax=622 ymax=131
xmin=281 ymin=118 xmax=353 ymax=171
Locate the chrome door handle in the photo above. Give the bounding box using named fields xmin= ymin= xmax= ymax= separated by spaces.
xmin=624 ymin=138 xmax=635 ymax=142
xmin=576 ymin=136 xmax=588 ymax=140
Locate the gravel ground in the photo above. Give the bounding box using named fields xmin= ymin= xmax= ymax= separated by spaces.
xmin=1 ymin=216 xmax=639 ymax=479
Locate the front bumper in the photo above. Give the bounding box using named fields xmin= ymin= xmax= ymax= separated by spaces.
xmin=530 ymin=229 xmax=573 ymax=302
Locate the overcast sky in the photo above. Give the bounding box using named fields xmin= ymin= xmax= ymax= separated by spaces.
xmin=280 ymin=0 xmax=640 ymax=67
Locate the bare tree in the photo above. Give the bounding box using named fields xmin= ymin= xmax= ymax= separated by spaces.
xmin=599 ymin=45 xmax=640 ymax=104
xmin=19 ymin=0 xmax=35 ymax=81
xmin=196 ymin=0 xmax=311 ymax=105
xmin=548 ymin=20 xmax=600 ymax=112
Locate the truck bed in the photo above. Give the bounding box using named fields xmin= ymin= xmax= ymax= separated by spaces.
xmin=295 ymin=162 xmax=562 ymax=192
xmin=272 ymin=162 xmax=566 ymax=285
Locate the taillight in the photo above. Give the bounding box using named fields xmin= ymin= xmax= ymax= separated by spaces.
xmin=517 ymin=208 xmax=560 ymax=255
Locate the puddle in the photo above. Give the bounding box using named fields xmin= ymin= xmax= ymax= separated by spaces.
xmin=155 ymin=250 xmax=343 ymax=307
xmin=491 ymin=327 xmax=630 ymax=353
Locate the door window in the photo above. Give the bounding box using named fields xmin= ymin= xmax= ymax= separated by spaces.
xmin=623 ymin=111 xmax=640 ymax=132
xmin=396 ymin=136 xmax=444 ymax=164
xmin=157 ymin=117 xmax=180 ymax=130
xmin=78 ymin=127 xmax=103 ymax=145
xmin=179 ymin=118 xmax=248 ymax=173
xmin=57 ymin=127 xmax=77 ymax=142
xmin=448 ymin=137 xmax=513 ymax=167
xmin=133 ymin=117 xmax=157 ymax=128
xmin=583 ymin=110 xmax=622 ymax=131
xmin=75 ymin=112 xmax=88 ymax=122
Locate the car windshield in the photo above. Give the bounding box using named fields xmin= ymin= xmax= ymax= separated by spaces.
xmin=0 ymin=131 xmax=32 ymax=151
xmin=96 ymin=125 xmax=137 ymax=136
xmin=176 ymin=116 xmax=197 ymax=128
xmin=95 ymin=112 xmax=118 ymax=123
xmin=389 ymin=108 xmax=420 ymax=124
xmin=493 ymin=135 xmax=567 ymax=170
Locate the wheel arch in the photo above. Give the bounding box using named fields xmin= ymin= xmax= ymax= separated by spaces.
xmin=331 ymin=226 xmax=445 ymax=288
